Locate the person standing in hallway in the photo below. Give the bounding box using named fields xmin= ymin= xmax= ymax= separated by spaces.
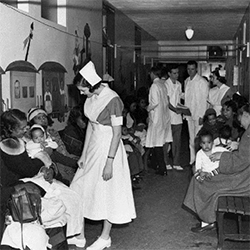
xmin=208 ymin=69 xmax=233 ymax=116
xmin=146 ymin=66 xmax=172 ymax=175
xmin=69 ymin=61 xmax=136 ymax=250
xmin=184 ymin=61 xmax=209 ymax=165
xmin=165 ymin=64 xmax=183 ymax=171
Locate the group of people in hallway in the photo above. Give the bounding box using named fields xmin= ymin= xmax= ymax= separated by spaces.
xmin=0 ymin=58 xmax=249 ymax=250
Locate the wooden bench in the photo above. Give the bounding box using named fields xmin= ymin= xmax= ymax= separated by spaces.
xmin=216 ymin=196 xmax=250 ymax=250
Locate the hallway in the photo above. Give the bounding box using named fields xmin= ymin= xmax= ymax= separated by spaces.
xmin=82 ymin=168 xmax=250 ymax=250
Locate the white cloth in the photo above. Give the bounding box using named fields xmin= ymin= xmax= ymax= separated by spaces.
xmin=70 ymin=86 xmax=136 ymax=224
xmin=164 ymin=78 xmax=183 ymax=125
xmin=26 ymin=137 xmax=58 ymax=159
xmin=208 ymin=84 xmax=230 ymax=116
xmin=134 ymin=129 xmax=147 ymax=147
xmin=146 ymin=78 xmax=172 ymax=147
xmin=21 ymin=176 xmax=84 ymax=237
xmin=1 ymin=222 xmax=50 ymax=250
xmin=195 ymin=146 xmax=228 ymax=172
xmin=126 ymin=113 xmax=134 ymax=128
xmin=184 ymin=73 xmax=209 ymax=121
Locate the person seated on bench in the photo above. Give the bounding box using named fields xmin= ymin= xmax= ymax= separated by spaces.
xmin=0 ymin=109 xmax=84 ymax=249
xmin=183 ymin=103 xmax=250 ymax=233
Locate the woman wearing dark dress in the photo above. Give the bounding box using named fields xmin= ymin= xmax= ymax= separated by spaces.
xmin=60 ymin=106 xmax=88 ymax=157
xmin=0 ymin=109 xmax=84 ymax=249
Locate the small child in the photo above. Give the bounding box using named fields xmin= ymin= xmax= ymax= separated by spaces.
xmin=213 ymin=125 xmax=232 ymax=148
xmin=26 ymin=124 xmax=58 ymax=168
xmin=194 ymin=130 xmax=228 ymax=182
xmin=122 ymin=125 xmax=145 ymax=155
xmin=195 ymin=108 xmax=222 ymax=153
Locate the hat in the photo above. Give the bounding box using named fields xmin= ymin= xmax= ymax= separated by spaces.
xmin=103 ymin=73 xmax=114 ymax=82
xmin=30 ymin=124 xmax=45 ymax=133
xmin=205 ymin=108 xmax=216 ymax=116
xmin=79 ymin=61 xmax=102 ymax=86
xmin=27 ymin=108 xmax=47 ymax=122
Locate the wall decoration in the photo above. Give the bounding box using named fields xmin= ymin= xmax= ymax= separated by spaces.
xmin=44 ymin=80 xmax=53 ymax=114
xmin=73 ymin=30 xmax=82 ymax=75
xmin=23 ymin=22 xmax=34 ymax=61
xmin=29 ymin=86 xmax=34 ymax=98
xmin=14 ymin=80 xmax=20 ymax=99
xmin=22 ymin=86 xmax=27 ymax=98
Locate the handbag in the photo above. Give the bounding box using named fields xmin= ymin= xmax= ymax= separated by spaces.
xmin=8 ymin=187 xmax=42 ymax=250
xmin=9 ymin=187 xmax=41 ymax=224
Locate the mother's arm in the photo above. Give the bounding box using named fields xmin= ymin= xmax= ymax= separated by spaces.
xmin=210 ymin=129 xmax=250 ymax=175
xmin=1 ymin=149 xmax=44 ymax=178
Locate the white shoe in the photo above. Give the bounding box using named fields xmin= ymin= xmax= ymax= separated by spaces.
xmin=173 ymin=165 xmax=184 ymax=171
xmin=67 ymin=236 xmax=86 ymax=248
xmin=166 ymin=165 xmax=173 ymax=170
xmin=86 ymin=237 xmax=111 ymax=250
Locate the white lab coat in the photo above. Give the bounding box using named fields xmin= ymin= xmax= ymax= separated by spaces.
xmin=184 ymin=74 xmax=209 ymax=121
xmin=146 ymin=78 xmax=172 ymax=147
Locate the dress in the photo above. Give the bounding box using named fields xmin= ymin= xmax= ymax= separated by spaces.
xmin=70 ymin=86 xmax=136 ymax=224
xmin=183 ymin=125 xmax=250 ymax=223
xmin=208 ymin=84 xmax=230 ymax=115
xmin=146 ymin=78 xmax=172 ymax=148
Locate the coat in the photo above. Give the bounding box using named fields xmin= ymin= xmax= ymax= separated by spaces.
xmin=183 ymin=125 xmax=250 ymax=223
xmin=146 ymin=78 xmax=172 ymax=147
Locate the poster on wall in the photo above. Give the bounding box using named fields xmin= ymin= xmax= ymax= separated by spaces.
xmin=10 ymin=71 xmax=36 ymax=113
xmin=14 ymin=80 xmax=20 ymax=99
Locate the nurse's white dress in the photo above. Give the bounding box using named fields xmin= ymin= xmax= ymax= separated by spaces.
xmin=70 ymin=86 xmax=136 ymax=224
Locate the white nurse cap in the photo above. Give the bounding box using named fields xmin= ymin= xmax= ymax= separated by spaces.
xmin=79 ymin=61 xmax=102 ymax=86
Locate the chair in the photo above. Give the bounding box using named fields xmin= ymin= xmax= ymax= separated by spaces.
xmin=216 ymin=195 xmax=250 ymax=250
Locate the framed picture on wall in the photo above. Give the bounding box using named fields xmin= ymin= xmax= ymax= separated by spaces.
xmin=22 ymin=86 xmax=28 ymax=98
xmin=14 ymin=80 xmax=20 ymax=99
xmin=29 ymin=86 xmax=34 ymax=98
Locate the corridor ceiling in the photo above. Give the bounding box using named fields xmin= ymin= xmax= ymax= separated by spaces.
xmin=108 ymin=0 xmax=250 ymax=42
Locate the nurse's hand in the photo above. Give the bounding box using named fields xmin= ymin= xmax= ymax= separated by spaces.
xmin=77 ymin=157 xmax=85 ymax=168
xmin=102 ymin=159 xmax=113 ymax=181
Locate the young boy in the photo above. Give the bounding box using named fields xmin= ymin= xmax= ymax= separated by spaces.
xmin=194 ymin=130 xmax=228 ymax=182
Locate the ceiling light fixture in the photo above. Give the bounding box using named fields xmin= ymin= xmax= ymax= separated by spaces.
xmin=185 ymin=26 xmax=194 ymax=40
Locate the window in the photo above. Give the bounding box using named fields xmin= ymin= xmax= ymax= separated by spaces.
xmin=41 ymin=0 xmax=66 ymax=26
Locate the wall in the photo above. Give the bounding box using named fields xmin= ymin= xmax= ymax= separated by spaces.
xmin=233 ymin=4 xmax=250 ymax=103
xmin=0 ymin=0 xmax=102 ymax=129
xmin=113 ymin=7 xmax=158 ymax=98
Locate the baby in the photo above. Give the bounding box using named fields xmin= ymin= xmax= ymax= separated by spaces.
xmin=122 ymin=125 xmax=145 ymax=155
xmin=194 ymin=130 xmax=228 ymax=182
xmin=26 ymin=124 xmax=58 ymax=169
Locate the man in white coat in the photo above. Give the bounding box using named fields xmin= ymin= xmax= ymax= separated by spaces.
xmin=146 ymin=66 xmax=172 ymax=175
xmin=184 ymin=61 xmax=209 ymax=165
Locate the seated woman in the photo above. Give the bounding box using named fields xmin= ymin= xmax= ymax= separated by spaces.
xmin=218 ymin=100 xmax=244 ymax=142
xmin=27 ymin=107 xmax=78 ymax=183
xmin=0 ymin=109 xmax=84 ymax=249
xmin=194 ymin=108 xmax=223 ymax=153
xmin=183 ymin=104 xmax=250 ymax=233
xmin=60 ymin=105 xmax=88 ymax=157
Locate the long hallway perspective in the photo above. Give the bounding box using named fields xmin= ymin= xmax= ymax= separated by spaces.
xmin=71 ymin=122 xmax=250 ymax=250
xmin=80 ymin=167 xmax=250 ymax=250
